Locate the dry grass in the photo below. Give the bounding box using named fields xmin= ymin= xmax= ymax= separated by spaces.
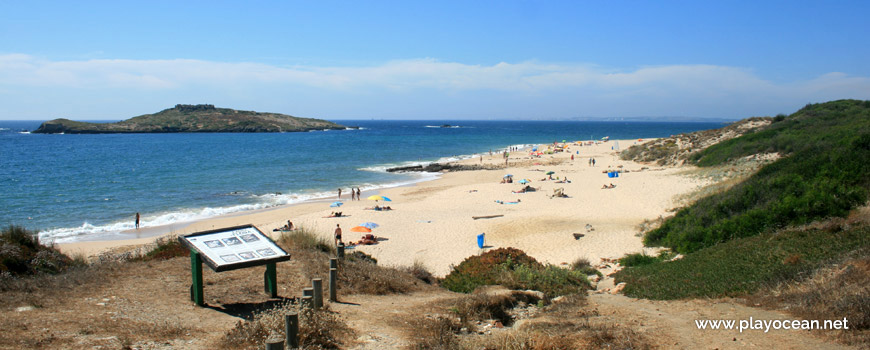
xmin=277 ymin=227 xmax=335 ymax=254
xmin=749 ymin=253 xmax=870 ymax=347
xmin=408 ymin=292 xmax=653 ymax=350
xmin=404 ymin=260 xmax=437 ymax=285
xmin=221 ymin=302 xmax=353 ymax=350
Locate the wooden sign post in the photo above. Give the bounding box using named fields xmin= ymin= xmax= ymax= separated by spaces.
xmin=179 ymin=224 xmax=291 ymax=306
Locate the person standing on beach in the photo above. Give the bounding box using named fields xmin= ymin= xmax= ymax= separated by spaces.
xmin=351 ymin=189 xmax=355 ymax=201
xmin=135 ymin=212 xmax=140 ymax=229
xmin=334 ymin=224 xmax=343 ymax=246
xmin=338 ymin=188 xmax=342 ymax=199
xmin=356 ymin=188 xmax=361 ymax=201
xmin=592 ymin=158 xmax=596 ymax=167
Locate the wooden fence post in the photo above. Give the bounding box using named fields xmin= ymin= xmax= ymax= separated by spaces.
xmin=312 ymin=278 xmax=323 ymax=309
xmin=302 ymin=288 xmax=314 ymax=309
xmin=265 ymin=338 xmax=284 ymax=350
xmin=329 ymin=268 xmax=337 ymax=302
xmin=285 ymin=312 xmax=299 ymax=349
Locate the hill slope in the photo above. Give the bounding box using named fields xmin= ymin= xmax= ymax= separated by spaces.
xmin=32 ymin=104 xmax=346 ymax=133
xmin=645 ymin=99 xmax=870 ymax=253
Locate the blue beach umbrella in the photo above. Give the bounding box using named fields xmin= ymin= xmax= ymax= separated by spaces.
xmin=330 ymin=201 xmax=343 ymax=207
xmin=503 ymin=174 xmax=513 ymax=178
xmin=360 ymin=222 xmax=379 ymax=229
xmin=518 ymin=179 xmax=530 ymax=184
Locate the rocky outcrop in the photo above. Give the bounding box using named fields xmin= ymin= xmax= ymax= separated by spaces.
xmin=386 ymin=163 xmax=496 ymax=173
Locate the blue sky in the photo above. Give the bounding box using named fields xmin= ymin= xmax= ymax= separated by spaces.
xmin=1 ymin=1 xmax=869 ymax=120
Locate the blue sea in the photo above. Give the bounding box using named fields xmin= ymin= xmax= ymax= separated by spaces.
xmin=0 ymin=119 xmax=724 ymax=243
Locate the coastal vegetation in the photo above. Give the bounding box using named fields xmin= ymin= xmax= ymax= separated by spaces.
xmin=643 ymin=99 xmax=870 ymax=253
xmin=0 ymin=225 xmax=84 ymax=277
xmin=615 ymin=100 xmax=870 ymax=346
xmin=32 ymin=104 xmax=346 ymax=134
xmin=442 ymin=248 xmax=591 ymax=297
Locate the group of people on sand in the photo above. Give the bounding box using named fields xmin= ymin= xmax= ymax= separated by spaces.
xmin=326 ymin=211 xmax=344 ymax=217
xmin=341 ymin=187 xmax=363 ymax=200
xmin=334 ymin=224 xmax=378 ymax=246
xmin=602 ymin=183 xmax=617 ymax=189
xmin=273 ymin=220 xmax=295 ymax=232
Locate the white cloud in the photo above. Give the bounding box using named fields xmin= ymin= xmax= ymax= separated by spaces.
xmin=1 ymin=54 xmax=868 ymax=119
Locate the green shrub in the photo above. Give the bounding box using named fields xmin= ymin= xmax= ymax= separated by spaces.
xmin=618 ymin=253 xmax=660 ymax=267
xmin=442 ymin=248 xmax=588 ymax=297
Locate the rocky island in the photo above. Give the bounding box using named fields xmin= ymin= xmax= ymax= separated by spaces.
xmin=32 ymin=104 xmax=346 ymax=133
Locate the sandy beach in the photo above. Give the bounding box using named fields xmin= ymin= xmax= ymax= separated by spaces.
xmin=60 ymin=139 xmax=706 ymax=276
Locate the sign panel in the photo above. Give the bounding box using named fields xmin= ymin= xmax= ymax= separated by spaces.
xmin=179 ymin=224 xmax=290 ymax=272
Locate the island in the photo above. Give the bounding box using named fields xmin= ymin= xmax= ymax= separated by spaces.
xmin=32 ymin=104 xmax=346 ymax=133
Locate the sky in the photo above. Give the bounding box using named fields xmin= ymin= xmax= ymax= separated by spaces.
xmin=1 ymin=1 xmax=869 ymax=120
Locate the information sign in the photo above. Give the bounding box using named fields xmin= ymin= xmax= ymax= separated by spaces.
xmin=179 ymin=225 xmax=290 ymax=272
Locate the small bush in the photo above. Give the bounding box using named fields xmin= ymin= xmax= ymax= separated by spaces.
xmin=0 ymin=225 xmax=80 ymax=276
xmin=618 ymin=253 xmax=660 ymax=267
xmin=443 ymin=248 xmax=588 ymax=297
xmin=404 ymin=260 xmax=436 ymax=284
xmin=132 ymin=236 xmax=187 ymax=261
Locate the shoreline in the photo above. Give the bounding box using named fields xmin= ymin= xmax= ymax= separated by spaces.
xmin=60 ymin=139 xmax=707 ymax=276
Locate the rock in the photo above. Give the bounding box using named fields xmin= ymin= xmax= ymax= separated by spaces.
xmin=589 ymin=275 xmax=601 ymax=283
xmin=611 ymin=282 xmax=627 ymax=294
xmin=523 ymin=290 xmax=545 ymax=300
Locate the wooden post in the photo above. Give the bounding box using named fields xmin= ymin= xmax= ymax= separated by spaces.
xmin=265 ymin=338 xmax=284 ymax=350
xmin=329 ymin=268 xmax=337 ymax=302
xmin=329 ymin=258 xmax=338 ymax=269
xmin=312 ymin=278 xmax=323 ymax=309
xmin=285 ymin=312 xmax=299 ymax=349
xmin=190 ymin=250 xmax=204 ymax=306
xmin=337 ymin=243 xmax=345 ymax=259
xmin=302 ymin=288 xmax=313 ymax=309
xmin=264 ymin=262 xmax=277 ymax=298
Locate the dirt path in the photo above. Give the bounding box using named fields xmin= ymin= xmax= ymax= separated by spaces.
xmin=329 ymin=290 xmax=459 ymax=349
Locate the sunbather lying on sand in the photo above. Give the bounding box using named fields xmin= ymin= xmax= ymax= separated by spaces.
xmin=601 ymin=183 xmax=616 ymax=189
xmin=353 ymin=233 xmax=378 ymax=245
xmin=324 ymin=212 xmax=343 ymax=217
xmin=364 ymin=206 xmax=393 ymax=211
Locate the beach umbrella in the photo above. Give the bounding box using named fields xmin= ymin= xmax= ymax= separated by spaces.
xmin=503 ymin=174 xmax=513 ymax=178
xmin=546 ymin=171 xmax=555 ymax=175
xmin=367 ymin=195 xmax=391 ymax=202
xmin=330 ymin=201 xmax=343 ymax=207
xmin=350 ymin=226 xmax=372 ymax=233
xmin=518 ymin=179 xmax=531 ymax=184
xmin=360 ymin=222 xmax=379 ymax=229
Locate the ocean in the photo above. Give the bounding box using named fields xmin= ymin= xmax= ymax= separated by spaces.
xmin=0 ymin=119 xmax=724 ymax=243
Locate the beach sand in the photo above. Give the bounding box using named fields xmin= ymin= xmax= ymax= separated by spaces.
xmin=60 ymin=139 xmax=706 ymax=276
